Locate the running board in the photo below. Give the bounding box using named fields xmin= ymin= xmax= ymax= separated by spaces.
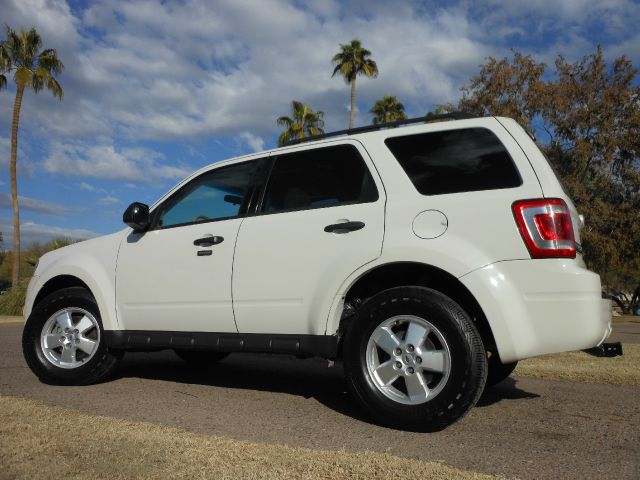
xmin=104 ymin=330 xmax=339 ymax=359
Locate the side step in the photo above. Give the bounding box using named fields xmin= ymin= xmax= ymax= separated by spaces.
xmin=584 ymin=342 xmax=623 ymax=358
xmin=104 ymin=330 xmax=339 ymax=359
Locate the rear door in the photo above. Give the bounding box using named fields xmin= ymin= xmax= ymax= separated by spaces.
xmin=232 ymin=141 xmax=386 ymax=335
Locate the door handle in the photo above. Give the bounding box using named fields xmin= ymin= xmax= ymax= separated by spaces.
xmin=324 ymin=221 xmax=365 ymax=233
xmin=193 ymin=235 xmax=224 ymax=247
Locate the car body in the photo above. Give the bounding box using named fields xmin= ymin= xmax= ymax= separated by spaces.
xmin=22 ymin=114 xmax=612 ymax=428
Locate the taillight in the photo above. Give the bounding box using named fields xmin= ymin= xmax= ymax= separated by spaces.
xmin=512 ymin=198 xmax=576 ymax=259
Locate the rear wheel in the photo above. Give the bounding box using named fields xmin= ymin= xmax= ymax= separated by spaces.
xmin=343 ymin=286 xmax=487 ymax=430
xmin=22 ymin=287 xmax=122 ymax=385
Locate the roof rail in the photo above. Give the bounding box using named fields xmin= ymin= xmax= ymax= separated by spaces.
xmin=284 ymin=111 xmax=478 ymax=146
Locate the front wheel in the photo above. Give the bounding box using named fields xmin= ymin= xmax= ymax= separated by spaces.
xmin=343 ymin=286 xmax=487 ymax=430
xmin=485 ymin=354 xmax=518 ymax=387
xmin=22 ymin=287 xmax=122 ymax=385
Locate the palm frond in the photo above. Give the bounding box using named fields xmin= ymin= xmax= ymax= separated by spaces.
xmin=370 ymin=95 xmax=407 ymax=124
xmin=46 ymin=75 xmax=63 ymax=100
xmin=0 ymin=42 xmax=11 ymax=71
xmin=2 ymin=26 xmax=64 ymax=98
xmin=38 ymin=48 xmax=64 ymax=75
xmin=361 ymin=59 xmax=378 ymax=78
xmin=331 ymin=39 xmax=378 ymax=84
xmin=277 ymin=100 xmax=324 ymax=144
xmin=23 ymin=28 xmax=42 ymax=65
xmin=276 ymin=116 xmax=293 ymax=128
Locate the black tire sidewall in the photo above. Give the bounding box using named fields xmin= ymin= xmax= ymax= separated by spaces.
xmin=486 ymin=355 xmax=518 ymax=387
xmin=22 ymin=287 xmax=116 ymax=385
xmin=343 ymin=286 xmax=486 ymax=428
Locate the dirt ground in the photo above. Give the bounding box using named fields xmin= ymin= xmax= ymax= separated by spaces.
xmin=1 ymin=321 xmax=639 ymax=479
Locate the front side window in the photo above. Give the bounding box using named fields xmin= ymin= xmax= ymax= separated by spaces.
xmin=385 ymin=128 xmax=522 ymax=195
xmin=156 ymin=160 xmax=258 ymax=228
xmin=262 ymin=144 xmax=378 ymax=214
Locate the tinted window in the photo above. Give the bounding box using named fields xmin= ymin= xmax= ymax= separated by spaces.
xmin=157 ymin=160 xmax=258 ymax=228
xmin=263 ymin=145 xmax=378 ymax=214
xmin=385 ymin=128 xmax=522 ymax=195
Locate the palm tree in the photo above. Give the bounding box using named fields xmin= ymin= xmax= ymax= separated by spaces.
xmin=276 ymin=101 xmax=325 ymax=146
xmin=370 ymin=96 xmax=407 ymax=124
xmin=332 ymin=39 xmax=378 ymax=129
xmin=0 ymin=27 xmax=63 ymax=287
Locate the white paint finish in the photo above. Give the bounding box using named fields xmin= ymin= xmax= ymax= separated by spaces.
xmin=24 ymin=116 xmax=607 ymax=368
xmin=494 ymin=117 xmax=584 ymax=245
xmin=358 ymin=118 xmax=544 ymax=273
xmin=24 ymin=231 xmax=126 ymax=331
xmin=233 ymin=141 xmax=386 ymax=335
xmin=459 ymin=259 xmax=610 ymax=363
xmin=412 ymin=210 xmax=448 ymax=239
xmin=233 ymin=201 xmax=385 ymax=335
xmin=115 ymin=219 xmax=242 ymax=332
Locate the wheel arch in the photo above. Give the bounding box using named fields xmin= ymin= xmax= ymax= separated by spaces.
xmin=335 ymin=262 xmax=498 ymax=355
xmin=26 ymin=261 xmax=120 ymax=332
xmin=33 ymin=275 xmax=92 ymax=309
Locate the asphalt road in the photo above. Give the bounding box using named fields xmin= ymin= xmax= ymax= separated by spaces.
xmin=1 ymin=322 xmax=639 ymax=479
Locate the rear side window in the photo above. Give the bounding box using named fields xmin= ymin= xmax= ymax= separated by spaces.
xmin=262 ymin=144 xmax=378 ymax=214
xmin=385 ymin=128 xmax=522 ymax=195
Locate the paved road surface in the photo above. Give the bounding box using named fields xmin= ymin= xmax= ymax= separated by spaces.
xmin=610 ymin=317 xmax=640 ymax=345
xmin=1 ymin=323 xmax=638 ymax=479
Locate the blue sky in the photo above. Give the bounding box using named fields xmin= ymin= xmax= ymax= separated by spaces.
xmin=1 ymin=0 xmax=639 ymax=246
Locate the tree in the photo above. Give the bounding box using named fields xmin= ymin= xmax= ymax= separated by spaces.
xmin=0 ymin=27 xmax=63 ymax=287
xmin=276 ymin=100 xmax=325 ymax=146
xmin=370 ymin=95 xmax=407 ymax=124
xmin=332 ymin=39 xmax=378 ymax=129
xmin=450 ymin=49 xmax=640 ymax=290
xmin=444 ymin=51 xmax=545 ymax=134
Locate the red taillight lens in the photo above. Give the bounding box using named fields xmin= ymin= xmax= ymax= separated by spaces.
xmin=512 ymin=198 xmax=576 ymax=259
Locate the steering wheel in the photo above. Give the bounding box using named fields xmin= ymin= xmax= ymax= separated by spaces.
xmin=193 ymin=214 xmax=210 ymax=222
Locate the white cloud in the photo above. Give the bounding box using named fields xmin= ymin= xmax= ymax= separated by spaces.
xmin=79 ymin=182 xmax=96 ymax=191
xmin=0 ymin=0 xmax=637 ymax=152
xmin=0 ymin=193 xmax=83 ymax=215
xmin=43 ymin=142 xmax=192 ymax=182
xmin=97 ymin=196 xmax=120 ymax=206
xmin=0 ymin=220 xmax=98 ymax=247
xmin=0 ymin=136 xmax=35 ymax=176
xmin=238 ymin=132 xmax=265 ymax=153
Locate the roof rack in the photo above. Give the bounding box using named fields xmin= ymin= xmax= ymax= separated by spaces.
xmin=285 ymin=111 xmax=478 ymax=146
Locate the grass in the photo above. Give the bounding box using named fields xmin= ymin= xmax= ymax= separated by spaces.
xmin=0 ymin=282 xmax=26 ymax=316
xmin=0 ymin=395 xmax=506 ymax=480
xmin=514 ymin=344 xmax=640 ymax=386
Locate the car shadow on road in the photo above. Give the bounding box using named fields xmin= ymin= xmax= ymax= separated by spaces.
xmin=476 ymin=378 xmax=540 ymax=407
xmin=112 ymin=351 xmax=539 ymax=431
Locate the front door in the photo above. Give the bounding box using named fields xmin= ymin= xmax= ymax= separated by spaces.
xmin=232 ymin=142 xmax=386 ymax=335
xmin=116 ymin=159 xmax=260 ymax=332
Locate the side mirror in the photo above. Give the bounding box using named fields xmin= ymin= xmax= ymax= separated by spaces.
xmin=123 ymin=202 xmax=150 ymax=232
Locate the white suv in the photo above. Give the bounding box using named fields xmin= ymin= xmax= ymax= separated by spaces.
xmin=22 ymin=113 xmax=611 ymax=429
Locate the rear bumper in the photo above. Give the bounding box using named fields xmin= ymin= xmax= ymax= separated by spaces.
xmin=460 ymin=259 xmax=611 ymax=363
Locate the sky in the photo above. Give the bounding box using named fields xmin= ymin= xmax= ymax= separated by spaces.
xmin=1 ymin=0 xmax=639 ymax=246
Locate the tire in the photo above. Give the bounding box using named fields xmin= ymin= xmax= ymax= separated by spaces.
xmin=485 ymin=354 xmax=518 ymax=387
xmin=22 ymin=287 xmax=122 ymax=385
xmin=174 ymin=349 xmax=229 ymax=364
xmin=343 ymin=286 xmax=487 ymax=430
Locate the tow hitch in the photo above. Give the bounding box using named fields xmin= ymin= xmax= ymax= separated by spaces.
xmin=584 ymin=342 xmax=623 ymax=358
